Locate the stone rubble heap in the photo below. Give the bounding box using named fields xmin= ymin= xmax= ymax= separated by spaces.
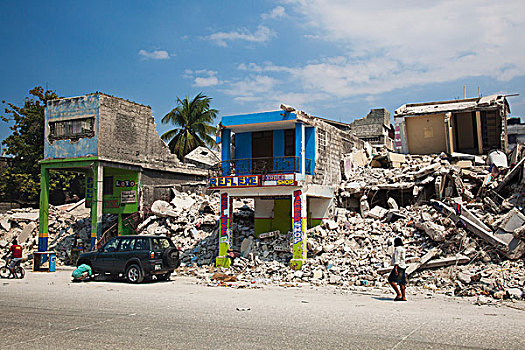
xmin=0 ymin=202 xmax=116 ymax=266
xmin=1 ymin=144 xmax=524 ymax=302
xmin=173 ymin=146 xmax=525 ymax=301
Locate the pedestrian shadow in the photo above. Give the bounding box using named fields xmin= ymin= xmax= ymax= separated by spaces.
xmin=372 ymin=296 xmax=396 ymax=302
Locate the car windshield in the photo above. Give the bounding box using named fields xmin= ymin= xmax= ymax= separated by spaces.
xmin=151 ymin=238 xmax=173 ymax=251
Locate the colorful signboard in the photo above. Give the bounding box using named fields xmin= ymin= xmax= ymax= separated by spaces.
xmin=216 ymin=193 xmax=232 ymax=267
xmin=209 ymin=174 xmax=296 ymax=188
xmin=261 ymin=174 xmax=296 ymax=186
xmin=209 ymin=175 xmax=258 ymax=188
xmin=291 ymin=189 xmax=307 ymax=270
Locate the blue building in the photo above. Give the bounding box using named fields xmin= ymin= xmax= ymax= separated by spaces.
xmin=209 ymin=105 xmax=364 ymax=270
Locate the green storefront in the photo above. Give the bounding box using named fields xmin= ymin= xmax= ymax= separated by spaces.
xmin=39 ymin=157 xmax=140 ymax=252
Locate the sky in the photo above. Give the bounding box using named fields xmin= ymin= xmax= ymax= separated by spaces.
xmin=1 ymin=0 xmax=524 ymax=150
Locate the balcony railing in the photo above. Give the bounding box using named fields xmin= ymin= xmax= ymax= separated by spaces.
xmin=221 ymin=156 xmax=312 ymax=176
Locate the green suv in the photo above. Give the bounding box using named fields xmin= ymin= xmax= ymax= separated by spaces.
xmin=77 ymin=235 xmax=180 ymax=283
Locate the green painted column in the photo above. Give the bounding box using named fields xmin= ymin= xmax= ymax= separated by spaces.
xmin=215 ymin=192 xmax=232 ymax=267
xmin=38 ymin=167 xmax=50 ymax=252
xmin=291 ymin=189 xmax=307 ymax=270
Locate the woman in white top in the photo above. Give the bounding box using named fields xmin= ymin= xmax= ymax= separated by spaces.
xmin=387 ymin=237 xmax=407 ymax=301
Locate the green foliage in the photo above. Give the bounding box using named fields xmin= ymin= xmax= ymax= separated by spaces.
xmin=161 ymin=93 xmax=218 ymax=160
xmin=0 ymin=86 xmax=84 ymax=204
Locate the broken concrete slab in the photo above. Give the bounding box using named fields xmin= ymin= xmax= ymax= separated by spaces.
xmin=431 ymin=200 xmax=509 ymax=249
xmin=368 ymin=206 xmax=388 ymax=220
xmin=8 ymin=212 xmax=39 ymax=222
xmin=259 ymin=230 xmax=279 ymax=239
xmin=0 ymin=216 xmax=11 ymax=231
xmin=406 ymin=248 xmax=439 ymax=276
xmin=17 ymin=222 xmax=36 ymax=244
xmin=414 ymin=220 xmax=447 ymax=242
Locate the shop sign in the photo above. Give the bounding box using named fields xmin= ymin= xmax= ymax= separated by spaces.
xmin=209 ymin=175 xmax=259 ymax=188
xmin=116 ymin=180 xmax=136 ymax=188
xmin=121 ymin=190 xmax=137 ymax=204
xmin=219 ymin=193 xmax=230 ymax=245
xmin=262 ymin=174 xmax=295 ymax=186
xmin=292 ymin=190 xmax=303 ymax=244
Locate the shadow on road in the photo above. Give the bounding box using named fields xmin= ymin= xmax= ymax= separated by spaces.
xmin=371 ymin=296 xmax=395 ymax=302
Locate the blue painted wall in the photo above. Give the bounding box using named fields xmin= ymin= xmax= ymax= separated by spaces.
xmin=221 ymin=129 xmax=231 ymax=175
xmin=272 ymin=129 xmax=284 ymax=171
xmin=295 ymin=123 xmax=304 ymax=173
xmin=222 ymin=110 xmax=296 ymax=127
xmin=44 ymin=94 xmax=99 ymax=159
xmin=305 ymin=126 xmax=315 ymax=175
xmin=234 ymin=132 xmax=252 ymax=175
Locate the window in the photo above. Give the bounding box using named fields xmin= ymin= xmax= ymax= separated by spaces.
xmin=134 ymin=238 xmax=148 ymax=251
xmin=103 ymin=176 xmax=113 ymax=195
xmin=117 ymin=238 xmax=135 ymax=251
xmin=102 ymin=238 xmax=119 ymax=252
xmin=151 ymin=238 xmax=173 ymax=251
xmin=318 ymin=129 xmax=327 ymax=153
xmin=49 ymin=118 xmax=95 ymax=141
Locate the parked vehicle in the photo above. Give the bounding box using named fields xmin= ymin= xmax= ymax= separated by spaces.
xmin=77 ymin=235 xmax=180 ymax=283
xmin=0 ymin=255 xmax=25 ymax=279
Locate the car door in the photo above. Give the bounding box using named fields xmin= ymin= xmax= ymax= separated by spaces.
xmin=92 ymin=237 xmax=119 ymax=273
xmin=113 ymin=237 xmax=136 ymax=273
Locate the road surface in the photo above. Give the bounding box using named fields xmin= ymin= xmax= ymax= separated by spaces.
xmin=0 ymin=269 xmax=523 ymax=349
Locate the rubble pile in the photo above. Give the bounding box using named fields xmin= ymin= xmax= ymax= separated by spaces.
xmin=1 ymin=144 xmax=524 ymax=301
xmin=144 ymin=192 xmax=222 ymax=266
xmin=0 ymin=202 xmax=116 ymax=265
xmin=179 ymin=146 xmax=525 ymax=300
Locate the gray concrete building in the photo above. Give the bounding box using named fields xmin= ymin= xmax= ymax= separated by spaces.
xmin=348 ymin=108 xmax=394 ymax=150
xmin=508 ymin=116 xmax=525 ymax=151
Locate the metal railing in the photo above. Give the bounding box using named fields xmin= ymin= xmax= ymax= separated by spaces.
xmin=220 ymin=156 xmax=312 ymax=176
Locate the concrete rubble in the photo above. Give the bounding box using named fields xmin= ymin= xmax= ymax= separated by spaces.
xmin=1 ymin=144 xmax=525 ymax=303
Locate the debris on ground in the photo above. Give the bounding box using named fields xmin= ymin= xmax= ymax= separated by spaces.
xmin=1 ymin=144 xmax=525 ymax=303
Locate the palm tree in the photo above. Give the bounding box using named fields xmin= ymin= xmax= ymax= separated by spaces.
xmin=161 ymin=93 xmax=218 ymax=160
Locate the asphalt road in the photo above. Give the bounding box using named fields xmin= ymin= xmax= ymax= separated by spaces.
xmin=0 ymin=269 xmax=524 ymax=350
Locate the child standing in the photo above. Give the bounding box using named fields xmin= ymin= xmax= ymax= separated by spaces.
xmin=388 ymin=237 xmax=407 ymax=301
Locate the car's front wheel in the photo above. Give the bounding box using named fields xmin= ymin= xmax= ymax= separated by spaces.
xmin=126 ymin=264 xmax=144 ymax=283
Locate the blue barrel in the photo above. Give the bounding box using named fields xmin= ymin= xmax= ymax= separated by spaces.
xmin=49 ymin=253 xmax=56 ymax=272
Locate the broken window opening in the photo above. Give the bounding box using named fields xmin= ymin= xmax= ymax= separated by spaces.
xmin=49 ymin=117 xmax=95 ymax=141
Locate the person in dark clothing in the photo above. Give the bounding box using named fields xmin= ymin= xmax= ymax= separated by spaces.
xmin=388 ymin=237 xmax=407 ymax=301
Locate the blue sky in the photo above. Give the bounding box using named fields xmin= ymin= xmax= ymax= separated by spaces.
xmin=1 ymin=0 xmax=524 ymax=150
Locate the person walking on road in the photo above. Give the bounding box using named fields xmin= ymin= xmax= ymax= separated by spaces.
xmin=388 ymin=237 xmax=407 ymax=301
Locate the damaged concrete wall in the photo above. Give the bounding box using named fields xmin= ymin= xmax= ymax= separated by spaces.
xmin=405 ymin=114 xmax=447 ymax=154
xmin=349 ymin=108 xmax=393 ymax=149
xmin=297 ymin=114 xmax=364 ymax=186
xmin=44 ymin=94 xmax=99 ymax=159
xmin=98 ymin=94 xmax=182 ymax=169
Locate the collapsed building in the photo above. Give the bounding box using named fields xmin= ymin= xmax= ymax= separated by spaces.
xmin=2 ymin=93 xmax=524 ymax=301
xmin=348 ymin=108 xmax=394 ymax=151
xmin=38 ymin=93 xmax=208 ymax=251
xmin=210 ymin=104 xmax=364 ymax=269
xmin=394 ymin=95 xmax=510 ymax=155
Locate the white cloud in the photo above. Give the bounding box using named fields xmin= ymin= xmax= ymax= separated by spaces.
xmin=208 ymin=25 xmax=275 ymax=47
xmin=195 ymin=76 xmax=220 ymax=87
xmin=183 ymin=69 xmax=221 ymax=87
xmin=216 ymin=1 xmax=525 ymax=113
xmin=281 ymin=0 xmax=525 ymax=96
xmin=261 ymin=6 xmax=286 ymax=20
xmin=138 ymin=49 xmax=170 ymax=60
